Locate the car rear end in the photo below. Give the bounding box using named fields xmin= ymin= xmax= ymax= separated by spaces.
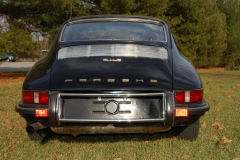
xmin=15 ymin=16 xmax=209 ymax=141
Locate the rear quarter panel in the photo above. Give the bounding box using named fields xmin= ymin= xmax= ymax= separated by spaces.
xmin=171 ymin=34 xmax=202 ymax=90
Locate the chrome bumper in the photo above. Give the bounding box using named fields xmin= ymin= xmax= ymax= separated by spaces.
xmin=51 ymin=123 xmax=171 ymax=136
xmin=49 ymin=92 xmax=174 ymax=125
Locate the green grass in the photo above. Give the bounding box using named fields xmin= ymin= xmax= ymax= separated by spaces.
xmin=0 ymin=69 xmax=239 ymax=160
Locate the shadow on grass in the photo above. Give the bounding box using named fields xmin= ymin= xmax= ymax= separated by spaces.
xmin=49 ymin=132 xmax=169 ymax=144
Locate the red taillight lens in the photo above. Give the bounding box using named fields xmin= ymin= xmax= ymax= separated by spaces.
xmin=175 ymin=90 xmax=203 ymax=103
xmin=22 ymin=91 xmax=49 ymax=104
xmin=22 ymin=91 xmax=34 ymax=103
xmin=35 ymin=109 xmax=48 ymax=117
xmin=175 ymin=91 xmax=185 ymax=103
xmin=39 ymin=92 xmax=49 ymax=104
xmin=190 ymin=90 xmax=203 ymax=102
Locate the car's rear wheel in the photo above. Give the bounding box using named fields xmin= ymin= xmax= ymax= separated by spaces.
xmin=170 ymin=120 xmax=200 ymax=141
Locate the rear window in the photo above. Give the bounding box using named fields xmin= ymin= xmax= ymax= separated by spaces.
xmin=58 ymin=44 xmax=168 ymax=60
xmin=61 ymin=22 xmax=166 ymax=42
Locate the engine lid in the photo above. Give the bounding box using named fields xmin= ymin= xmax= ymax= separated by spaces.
xmin=50 ymin=44 xmax=173 ymax=91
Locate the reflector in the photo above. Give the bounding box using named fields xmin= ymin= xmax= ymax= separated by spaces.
xmin=35 ymin=109 xmax=48 ymax=117
xmin=175 ymin=108 xmax=188 ymax=117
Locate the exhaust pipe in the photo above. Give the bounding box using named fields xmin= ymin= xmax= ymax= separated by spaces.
xmin=26 ymin=122 xmax=44 ymax=135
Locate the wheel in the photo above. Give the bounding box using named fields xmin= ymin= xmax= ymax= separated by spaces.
xmin=170 ymin=120 xmax=200 ymax=141
xmin=28 ymin=127 xmax=54 ymax=142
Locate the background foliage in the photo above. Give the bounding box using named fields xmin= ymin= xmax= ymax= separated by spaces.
xmin=0 ymin=0 xmax=239 ymax=67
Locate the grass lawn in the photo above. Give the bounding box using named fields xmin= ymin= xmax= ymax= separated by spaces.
xmin=0 ymin=69 xmax=239 ymax=159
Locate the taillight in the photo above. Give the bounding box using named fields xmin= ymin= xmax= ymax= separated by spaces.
xmin=175 ymin=90 xmax=203 ymax=103
xmin=39 ymin=92 xmax=49 ymax=104
xmin=22 ymin=91 xmax=49 ymax=104
xmin=22 ymin=91 xmax=34 ymax=103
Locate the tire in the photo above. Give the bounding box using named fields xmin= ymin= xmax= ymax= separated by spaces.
xmin=170 ymin=120 xmax=200 ymax=141
xmin=28 ymin=127 xmax=54 ymax=142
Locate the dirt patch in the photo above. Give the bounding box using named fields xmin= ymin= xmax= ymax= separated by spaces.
xmin=0 ymin=72 xmax=27 ymax=79
xmin=196 ymin=67 xmax=224 ymax=71
xmin=0 ymin=72 xmax=26 ymax=84
xmin=0 ymin=77 xmax=25 ymax=84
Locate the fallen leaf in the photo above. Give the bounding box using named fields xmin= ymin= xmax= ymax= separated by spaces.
xmin=237 ymin=84 xmax=240 ymax=87
xmin=226 ymin=95 xmax=235 ymax=98
xmin=183 ymin=155 xmax=191 ymax=159
xmin=219 ymin=137 xmax=233 ymax=145
xmin=219 ymin=85 xmax=223 ymax=87
xmin=232 ymin=158 xmax=240 ymax=160
xmin=213 ymin=135 xmax=219 ymax=140
xmin=134 ymin=153 xmax=138 ymax=159
xmin=216 ymin=103 xmax=220 ymax=107
xmin=201 ymin=122 xmax=207 ymax=128
xmin=219 ymin=125 xmax=225 ymax=130
xmin=212 ymin=122 xmax=225 ymax=130
xmin=149 ymin=152 xmax=154 ymax=158
xmin=7 ymin=143 xmax=17 ymax=149
xmin=214 ymin=86 xmax=218 ymax=88
xmin=212 ymin=109 xmax=216 ymax=112
xmin=206 ymin=97 xmax=211 ymax=100
xmin=114 ymin=158 xmax=123 ymax=160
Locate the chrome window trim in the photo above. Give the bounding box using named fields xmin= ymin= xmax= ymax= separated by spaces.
xmin=59 ymin=18 xmax=168 ymax=43
xmin=56 ymin=92 xmax=166 ymax=124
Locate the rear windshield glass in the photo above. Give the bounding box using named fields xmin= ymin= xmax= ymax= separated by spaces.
xmin=61 ymin=22 xmax=166 ymax=42
xmin=58 ymin=44 xmax=168 ymax=60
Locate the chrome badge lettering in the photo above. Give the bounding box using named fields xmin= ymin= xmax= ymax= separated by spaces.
xmin=103 ymin=58 xmax=121 ymax=62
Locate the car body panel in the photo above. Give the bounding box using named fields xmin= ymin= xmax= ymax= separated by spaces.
xmin=171 ymin=34 xmax=202 ymax=90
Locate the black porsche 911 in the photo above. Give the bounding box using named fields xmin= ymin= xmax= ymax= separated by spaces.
xmin=15 ymin=15 xmax=210 ymax=142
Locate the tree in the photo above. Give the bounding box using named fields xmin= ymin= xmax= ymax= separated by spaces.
xmin=165 ymin=0 xmax=227 ymax=67
xmin=0 ymin=0 xmax=90 ymax=41
xmin=1 ymin=0 xmax=238 ymax=67
xmin=0 ymin=26 xmax=40 ymax=58
xmin=217 ymin=0 xmax=240 ymax=66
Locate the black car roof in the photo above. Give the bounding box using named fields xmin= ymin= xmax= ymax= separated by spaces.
xmin=66 ymin=15 xmax=166 ymax=24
